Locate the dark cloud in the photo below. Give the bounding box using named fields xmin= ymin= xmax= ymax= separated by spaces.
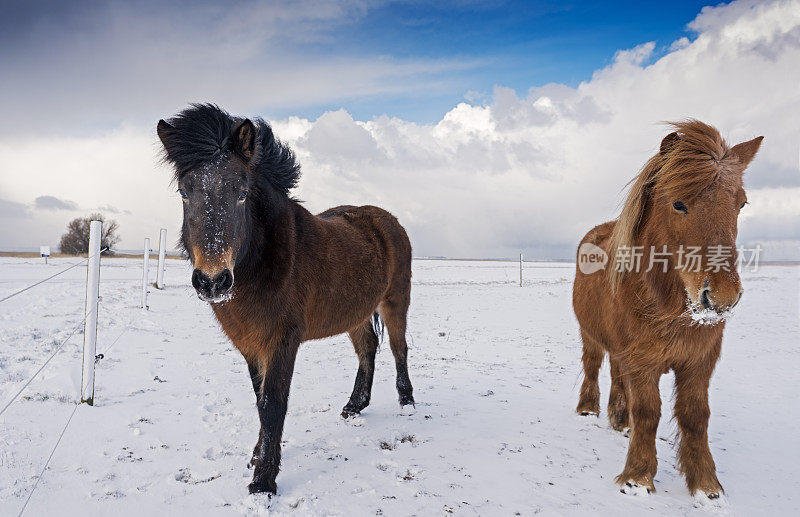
xmin=745 ymin=162 xmax=800 ymax=189
xmin=34 ymin=195 xmax=79 ymax=211
xmin=0 ymin=198 xmax=31 ymax=218
xmin=96 ymin=204 xmax=131 ymax=215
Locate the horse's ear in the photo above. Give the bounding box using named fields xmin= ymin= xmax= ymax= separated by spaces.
xmin=157 ymin=119 xmax=173 ymax=147
xmin=660 ymin=132 xmax=680 ymax=155
xmin=232 ymin=119 xmax=256 ymax=162
xmin=730 ymin=136 xmax=764 ymax=168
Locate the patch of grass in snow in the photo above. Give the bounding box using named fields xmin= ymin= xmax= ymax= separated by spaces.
xmin=400 ymin=434 xmax=416 ymax=444
xmin=380 ymin=433 xmax=417 ymax=451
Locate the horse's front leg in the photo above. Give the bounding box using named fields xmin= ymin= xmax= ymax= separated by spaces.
xmin=247 ymin=359 xmax=263 ymax=469
xmin=616 ymin=370 xmax=661 ymax=493
xmin=249 ymin=337 xmax=300 ymax=495
xmin=674 ymin=362 xmax=723 ymax=498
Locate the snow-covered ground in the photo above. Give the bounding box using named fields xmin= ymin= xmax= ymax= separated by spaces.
xmin=0 ymin=256 xmax=798 ymax=516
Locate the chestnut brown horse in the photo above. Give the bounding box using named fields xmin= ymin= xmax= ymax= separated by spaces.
xmin=573 ymin=120 xmax=762 ymax=498
xmin=157 ymin=104 xmax=415 ymax=494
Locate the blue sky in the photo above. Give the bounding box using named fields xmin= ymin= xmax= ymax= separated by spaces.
xmin=262 ymin=0 xmax=714 ymax=122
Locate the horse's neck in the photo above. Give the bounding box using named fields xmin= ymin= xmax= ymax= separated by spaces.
xmin=238 ymin=198 xmax=317 ymax=283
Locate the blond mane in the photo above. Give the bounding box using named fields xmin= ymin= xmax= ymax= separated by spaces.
xmin=607 ymin=120 xmax=735 ymax=291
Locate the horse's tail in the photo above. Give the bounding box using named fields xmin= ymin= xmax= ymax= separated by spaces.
xmin=371 ymin=312 xmax=385 ymax=347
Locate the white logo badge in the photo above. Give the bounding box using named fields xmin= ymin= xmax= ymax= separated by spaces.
xmin=578 ymin=242 xmax=608 ymax=275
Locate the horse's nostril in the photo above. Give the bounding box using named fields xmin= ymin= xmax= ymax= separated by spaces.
xmin=193 ymin=268 xmax=233 ymax=298
xmin=216 ymin=268 xmax=234 ymax=292
xmin=700 ymin=288 xmax=712 ymax=310
xmin=192 ymin=268 xmax=209 ymax=290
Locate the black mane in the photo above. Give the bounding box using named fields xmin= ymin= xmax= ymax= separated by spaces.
xmin=160 ymin=103 xmax=301 ymax=195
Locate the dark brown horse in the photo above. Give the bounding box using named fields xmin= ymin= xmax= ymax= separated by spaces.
xmin=573 ymin=120 xmax=762 ymax=498
xmin=157 ymin=104 xmax=415 ymax=494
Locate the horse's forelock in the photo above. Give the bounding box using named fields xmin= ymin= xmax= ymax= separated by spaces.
xmin=160 ymin=103 xmax=235 ymax=179
xmin=160 ymin=104 xmax=301 ymax=196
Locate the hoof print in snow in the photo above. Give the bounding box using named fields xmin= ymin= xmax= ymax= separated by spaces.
xmin=100 ymin=489 xmax=126 ymax=500
xmin=398 ymin=468 xmax=420 ymax=481
xmin=153 ymin=376 xmax=166 ymax=383
xmin=175 ymin=467 xmax=221 ymax=484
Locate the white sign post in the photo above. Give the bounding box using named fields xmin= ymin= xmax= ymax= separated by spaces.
xmin=81 ymin=221 xmax=101 ymax=405
xmin=156 ymin=229 xmax=167 ymax=290
xmin=40 ymin=246 xmax=50 ymax=265
xmin=142 ymin=238 xmax=150 ymax=310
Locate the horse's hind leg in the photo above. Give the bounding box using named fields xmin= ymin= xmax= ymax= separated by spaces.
xmin=608 ymin=355 xmax=630 ymax=432
xmin=341 ymin=320 xmax=379 ymax=418
xmin=379 ymin=295 xmax=414 ymax=407
xmin=576 ymin=328 xmax=603 ymax=416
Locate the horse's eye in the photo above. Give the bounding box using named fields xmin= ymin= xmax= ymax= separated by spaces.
xmin=672 ymin=201 xmax=688 ymax=214
xmin=178 ymin=189 xmax=188 ymax=199
xmin=740 ymin=201 xmax=747 ymax=210
xmin=237 ymin=191 xmax=248 ymax=202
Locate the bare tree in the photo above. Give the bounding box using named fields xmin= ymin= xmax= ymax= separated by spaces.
xmin=59 ymin=213 xmax=120 ymax=255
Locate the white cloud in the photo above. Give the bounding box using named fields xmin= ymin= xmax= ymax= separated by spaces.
xmin=1 ymin=0 xmax=798 ymax=259
xmin=283 ymin=0 xmax=800 ymax=259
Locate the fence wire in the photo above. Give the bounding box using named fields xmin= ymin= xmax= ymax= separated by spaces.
xmin=0 ymin=306 xmax=96 ymax=419
xmin=0 ymin=247 xmax=108 ymax=305
xmin=2 ymin=243 xmax=136 ymax=514
xmin=17 ymin=402 xmax=80 ymax=517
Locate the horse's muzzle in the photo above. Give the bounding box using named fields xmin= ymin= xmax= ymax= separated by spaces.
xmin=192 ymin=268 xmax=234 ymax=302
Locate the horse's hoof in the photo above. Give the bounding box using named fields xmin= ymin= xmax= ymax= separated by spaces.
xmin=693 ymin=490 xmax=727 ymax=507
xmin=341 ymin=408 xmax=361 ymax=419
xmin=608 ymin=413 xmax=629 ymax=431
xmin=399 ymin=395 xmax=415 ymax=407
xmin=398 ymin=403 xmax=416 ymax=416
xmin=579 ymin=410 xmax=599 ymax=417
xmin=619 ymin=480 xmax=653 ymax=496
xmin=248 ymin=478 xmax=277 ymax=495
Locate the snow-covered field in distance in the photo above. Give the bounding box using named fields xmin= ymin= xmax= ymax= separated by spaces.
xmin=0 ymin=257 xmax=798 ymax=516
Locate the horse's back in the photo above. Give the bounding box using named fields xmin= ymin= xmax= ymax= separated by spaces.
xmin=315 ymin=204 xmax=411 ymax=294
xmin=579 ymin=221 xmax=614 ymax=249
xmin=573 ymin=221 xmax=616 ymax=350
xmin=317 ymin=205 xmax=411 ymax=262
